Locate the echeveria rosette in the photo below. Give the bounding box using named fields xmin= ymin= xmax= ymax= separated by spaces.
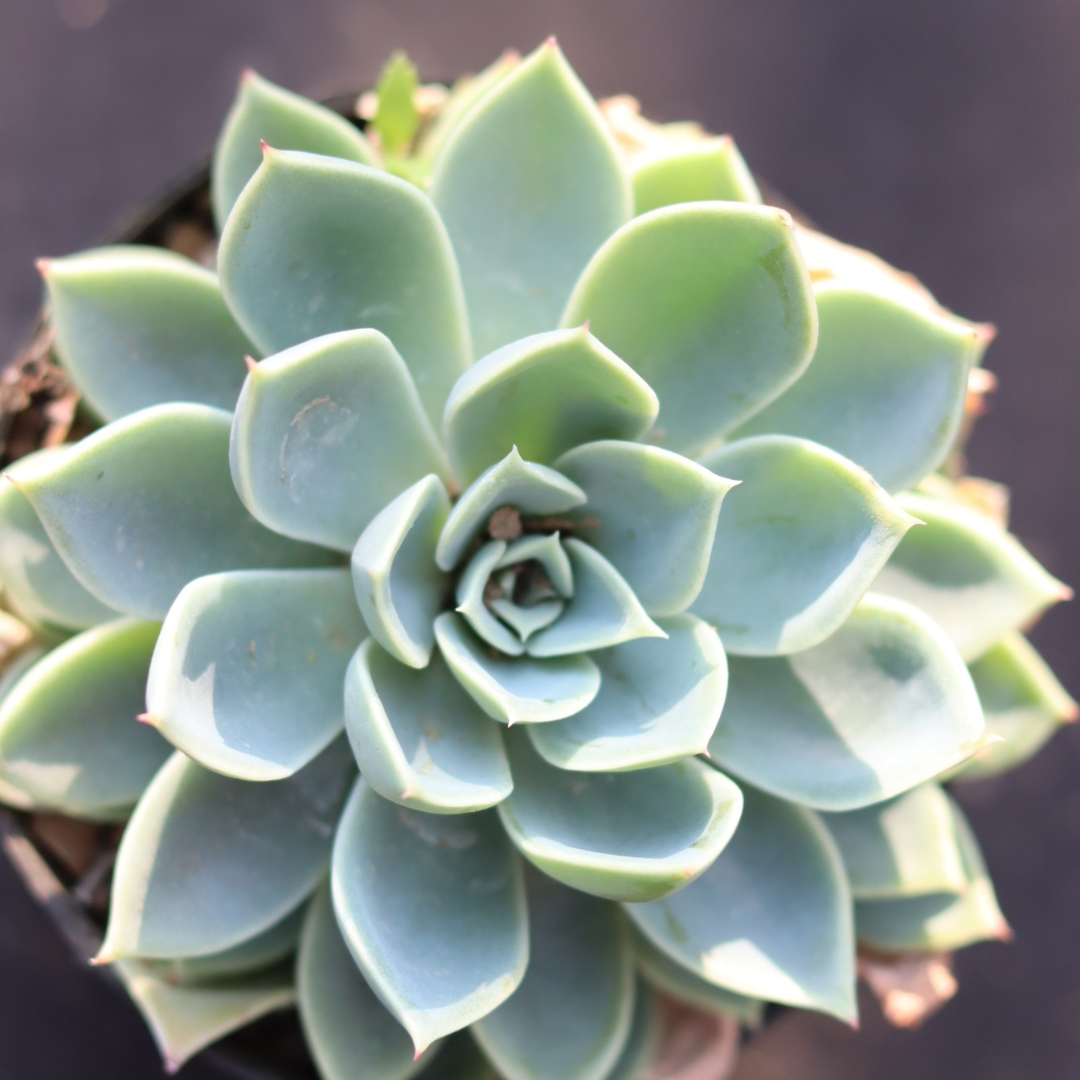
xmin=0 ymin=38 xmax=1071 ymax=1080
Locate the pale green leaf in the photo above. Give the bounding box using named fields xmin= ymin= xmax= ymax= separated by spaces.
xmin=145 ymin=569 xmax=366 ymax=781
xmin=374 ymin=52 xmax=422 ymax=156
xmin=100 ymin=738 xmax=355 ymax=960
xmin=602 ymin=982 xmax=663 ymax=1080
xmin=212 ymin=69 xmax=375 ymax=227
xmin=732 ymin=283 xmax=990 ymax=492
xmin=631 ymin=137 xmax=762 ymax=215
xmin=42 ymin=247 xmax=256 ymax=421
xmin=855 ymin=796 xmax=1010 ymax=953
xmin=872 ymin=493 xmax=1070 ymax=661
xmin=455 ymin=541 xmax=527 ymax=655
xmin=416 ymin=1034 xmax=498 ymax=1080
xmin=472 ymin=869 xmax=635 ymax=1080
xmin=499 ymin=731 xmax=742 ymax=902
xmin=430 ymin=40 xmax=631 ymax=355
xmin=15 ymin=404 xmax=335 ymax=620
xmin=345 ymin=640 xmax=512 ymax=813
xmin=436 ymin=447 xmax=586 ymax=571
xmin=443 ymin=327 xmax=658 ymax=485
xmin=230 ymin=329 xmax=449 ymax=551
xmin=435 ymin=612 xmax=600 ymax=725
xmin=709 ymin=594 xmax=985 ymax=810
xmin=694 ymin=435 xmax=917 ymax=655
xmin=553 ymin=441 xmax=736 ymax=615
xmin=625 ymin=786 xmax=857 ymax=1022
xmin=0 ymin=448 xmax=116 ymax=630
xmin=352 ymin=475 xmax=452 ymax=668
xmin=562 ymin=204 xmax=817 ymax=455
xmin=490 ymin=597 xmax=565 ymax=642
xmin=331 ymin=779 xmax=528 ymax=1054
xmin=218 ymin=148 xmax=470 ymax=426
xmin=298 ymin=885 xmax=427 ymax=1080
xmin=527 ymin=615 xmax=727 ymax=772
xmin=819 ymin=783 xmax=968 ymax=899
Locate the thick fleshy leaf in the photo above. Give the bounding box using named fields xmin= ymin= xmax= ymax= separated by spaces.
xmin=872 ymin=493 xmax=1070 ymax=661
xmin=456 ymin=541 xmax=526 ymax=655
xmin=553 ymin=441 xmax=735 ymax=616
xmin=331 ymin=779 xmax=528 ymax=1053
xmin=230 ymin=330 xmax=449 ymax=551
xmin=526 ymin=539 xmax=665 ymax=657
xmin=435 ymin=613 xmax=599 ymax=724
xmin=0 ymin=448 xmax=116 ymax=629
xmin=472 ymin=870 xmax=635 ymax=1080
xmin=709 ymin=594 xmax=985 ymax=810
xmin=625 ymin=786 xmax=857 ymax=1022
xmin=297 ymin=885 xmax=426 ymax=1080
xmin=602 ymin=983 xmax=663 ymax=1080
xmin=732 ymin=283 xmax=991 ymax=492
xmin=528 ymin=615 xmax=727 ymax=772
xmin=430 ymin=40 xmax=631 ymax=356
xmin=99 ymin=738 xmax=355 ymax=960
xmin=497 ymin=533 xmax=574 ymax=597
xmin=694 ymin=435 xmax=917 ymax=656
xmin=351 ymin=475 xmax=451 ymax=669
xmin=373 ymin=52 xmax=421 ymax=158
xmin=632 ymin=931 xmax=764 ymax=1024
xmin=115 ymin=960 xmax=295 ymax=1073
xmin=15 ymin=404 xmax=334 ymax=620
xmin=953 ymin=632 xmax=1077 ymax=780
xmin=416 ymin=1035 xmax=498 ymax=1080
xmin=345 ymin=640 xmax=512 ymax=813
xmin=41 ymin=247 xmax=256 ymax=421
xmin=562 ymin=203 xmax=817 ymax=455
xmin=491 ymin=597 xmax=565 ymax=641
xmin=443 ymin=328 xmax=658 ymax=484
xmin=218 ymin=148 xmax=470 ymax=425
xmin=499 ymin=732 xmax=742 ymax=902
xmin=145 ymin=569 xmax=366 ymax=781
xmin=855 ymin=797 xmax=1010 ymax=953
xmin=436 ymin=448 xmax=586 ymax=571
xmin=0 ymin=618 xmax=167 ymax=818
xmin=631 ymin=137 xmax=762 ymax=215
xmin=212 ymin=69 xmax=375 ymax=227
xmin=819 ymin=784 xmax=967 ymax=899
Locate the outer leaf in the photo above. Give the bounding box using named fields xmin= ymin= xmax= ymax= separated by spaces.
xmin=230 ymin=330 xmax=449 ymax=551
xmin=709 ymin=594 xmax=985 ymax=810
xmin=351 ymin=475 xmax=452 ymax=668
xmin=632 ymin=931 xmax=764 ymax=1024
xmin=631 ymin=137 xmax=762 ymax=215
xmin=554 ymin=441 xmax=736 ymax=615
xmin=443 ymin=327 xmax=658 ymax=485
xmin=436 ymin=447 xmax=586 ymax=571
xmin=99 ymin=738 xmax=355 ymax=960
xmin=455 ymin=541 xmax=527 ymax=656
xmin=297 ymin=885 xmax=425 ymax=1080
xmin=562 ymin=203 xmax=817 ymax=455
xmin=625 ymin=787 xmax=857 ymax=1023
xmin=41 ymin=247 xmax=256 ymax=420
xmin=331 ymin=779 xmax=528 ymax=1054
xmin=733 ymin=283 xmax=991 ymax=492
xmin=819 ymin=783 xmax=967 ymax=899
xmin=0 ymin=618 xmax=168 ymax=818
xmin=602 ymin=983 xmax=663 ymax=1080
xmin=528 ymin=615 xmax=727 ymax=772
xmin=15 ymin=404 xmax=334 ymax=620
xmin=872 ymin=493 xmax=1070 ymax=661
xmin=955 ymin=632 xmax=1077 ymax=780
xmin=416 ymin=1035 xmax=498 ymax=1080
xmin=498 ymin=732 xmax=743 ymax=902
xmin=212 ymin=69 xmax=375 ymax=227
xmin=472 ymin=870 xmax=635 ymax=1080
xmin=855 ymin=797 xmax=1010 ymax=953
xmin=115 ymin=960 xmax=295 ymax=1073
xmin=145 ymin=569 xmax=366 ymax=781
xmin=435 ymin=613 xmax=600 ymax=725
xmin=345 ymin=640 xmax=512 ymax=813
xmin=218 ymin=148 xmax=470 ymax=425
xmin=430 ymin=40 xmax=631 ymax=355
xmin=0 ymin=448 xmax=116 ymax=630
xmin=694 ymin=435 xmax=918 ymax=655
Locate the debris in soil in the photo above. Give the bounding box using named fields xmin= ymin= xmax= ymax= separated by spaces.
xmin=28 ymin=813 xmax=101 ymax=878
xmin=858 ymin=952 xmax=958 ymax=1029
xmin=488 ymin=505 xmax=523 ymax=541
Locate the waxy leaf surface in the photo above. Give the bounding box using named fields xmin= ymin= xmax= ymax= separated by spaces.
xmin=456 ymin=541 xmax=527 ymax=655
xmin=602 ymin=984 xmax=663 ymax=1080
xmin=631 ymin=137 xmax=761 ymax=214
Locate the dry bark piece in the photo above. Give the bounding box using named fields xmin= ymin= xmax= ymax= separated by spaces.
xmin=858 ymin=952 xmax=958 ymax=1029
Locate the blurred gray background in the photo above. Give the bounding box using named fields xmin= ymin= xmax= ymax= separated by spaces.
xmin=1 ymin=0 xmax=1079 ymax=1077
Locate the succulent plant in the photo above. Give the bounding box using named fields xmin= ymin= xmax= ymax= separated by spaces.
xmin=0 ymin=39 xmax=1073 ymax=1080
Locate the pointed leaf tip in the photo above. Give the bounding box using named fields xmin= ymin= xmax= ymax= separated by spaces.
xmin=35 ymin=257 xmax=52 ymax=277
xmin=243 ymin=355 xmax=258 ymax=373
